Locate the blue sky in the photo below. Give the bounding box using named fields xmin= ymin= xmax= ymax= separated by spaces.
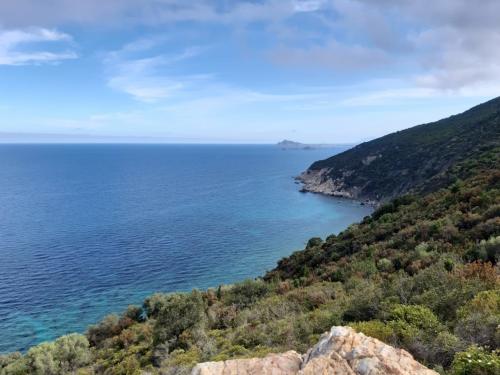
xmin=1 ymin=0 xmax=499 ymax=143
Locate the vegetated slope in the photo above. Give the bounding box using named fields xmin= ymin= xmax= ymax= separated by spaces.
xmin=300 ymin=96 xmax=500 ymax=203
xmin=1 ymin=105 xmax=499 ymax=375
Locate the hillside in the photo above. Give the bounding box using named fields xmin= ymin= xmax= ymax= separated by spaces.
xmin=1 ymin=99 xmax=499 ymax=375
xmin=298 ymin=97 xmax=500 ymax=203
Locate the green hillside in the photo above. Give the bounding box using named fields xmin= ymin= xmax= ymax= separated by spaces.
xmin=306 ymin=97 xmax=500 ymax=202
xmin=1 ymin=99 xmax=499 ymax=375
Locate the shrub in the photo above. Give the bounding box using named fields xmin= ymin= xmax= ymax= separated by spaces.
xmin=53 ymin=334 xmax=91 ymax=373
xmin=86 ymin=314 xmax=121 ymax=347
xmin=0 ymin=352 xmax=28 ymax=375
xmin=388 ymin=304 xmax=445 ymax=363
xmin=451 ymin=346 xmax=500 ymax=375
xmin=343 ymin=279 xmax=383 ymax=322
xmin=143 ymin=293 xmax=171 ymax=318
xmin=377 ymin=258 xmax=393 ymax=272
xmin=455 ymin=290 xmax=500 ymax=347
xmin=25 ymin=342 xmax=58 ymax=375
xmin=153 ymin=290 xmax=206 ymax=350
xmin=428 ymin=331 xmax=465 ymax=368
xmin=306 ymin=237 xmax=323 ymax=249
xmin=351 ymin=320 xmax=394 ymax=343
xmin=389 ymin=304 xmax=442 ymax=334
xmin=224 ymin=279 xmax=270 ymax=308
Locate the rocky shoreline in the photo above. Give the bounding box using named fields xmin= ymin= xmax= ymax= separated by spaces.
xmin=296 ymin=169 xmax=378 ymax=206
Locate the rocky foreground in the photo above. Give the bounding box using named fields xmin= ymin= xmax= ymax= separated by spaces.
xmin=192 ymin=326 xmax=437 ymax=375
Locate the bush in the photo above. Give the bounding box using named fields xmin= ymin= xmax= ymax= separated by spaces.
xmin=26 ymin=342 xmax=58 ymax=375
xmin=306 ymin=237 xmax=323 ymax=249
xmin=343 ymin=279 xmax=383 ymax=322
xmin=21 ymin=334 xmax=91 ymax=375
xmin=86 ymin=314 xmax=121 ymax=347
xmin=428 ymin=331 xmax=465 ymax=368
xmin=451 ymin=346 xmax=500 ymax=375
xmin=153 ymin=290 xmax=206 ymax=350
xmin=389 ymin=304 xmax=442 ymax=335
xmin=455 ymin=290 xmax=500 ymax=347
xmin=388 ymin=304 xmax=445 ymax=363
xmin=377 ymin=258 xmax=393 ymax=272
xmin=53 ymin=334 xmax=91 ymax=372
xmin=351 ymin=320 xmax=394 ymax=343
xmin=0 ymin=352 xmax=28 ymax=375
xmin=143 ymin=293 xmax=171 ymax=318
xmin=223 ymin=279 xmax=270 ymax=308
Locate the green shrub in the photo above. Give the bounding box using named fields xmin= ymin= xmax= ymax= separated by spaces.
xmin=388 ymin=304 xmax=445 ymax=363
xmin=143 ymin=293 xmax=171 ymax=318
xmin=53 ymin=334 xmax=91 ymax=373
xmin=224 ymin=279 xmax=270 ymax=308
xmin=351 ymin=320 xmax=394 ymax=343
xmin=343 ymin=279 xmax=383 ymax=322
xmin=87 ymin=314 xmax=122 ymax=347
xmin=377 ymin=258 xmax=393 ymax=272
xmin=153 ymin=290 xmax=206 ymax=350
xmin=451 ymin=346 xmax=500 ymax=375
xmin=0 ymin=352 xmax=28 ymax=375
xmin=455 ymin=290 xmax=500 ymax=347
xmin=306 ymin=237 xmax=323 ymax=249
xmin=389 ymin=304 xmax=442 ymax=334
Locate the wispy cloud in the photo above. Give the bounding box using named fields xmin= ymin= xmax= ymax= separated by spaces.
xmin=105 ymin=40 xmax=207 ymax=102
xmin=0 ymin=28 xmax=77 ymax=65
xmin=293 ymin=0 xmax=327 ymax=13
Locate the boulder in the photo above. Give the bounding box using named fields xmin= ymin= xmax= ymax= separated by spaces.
xmin=192 ymin=326 xmax=438 ymax=375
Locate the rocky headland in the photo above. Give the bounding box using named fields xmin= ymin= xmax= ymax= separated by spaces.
xmin=296 ymin=97 xmax=500 ymax=204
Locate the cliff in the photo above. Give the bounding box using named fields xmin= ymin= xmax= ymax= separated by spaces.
xmin=298 ymin=96 xmax=500 ymax=203
xmin=192 ymin=326 xmax=437 ymax=375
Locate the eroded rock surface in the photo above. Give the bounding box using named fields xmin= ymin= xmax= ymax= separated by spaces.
xmin=191 ymin=351 xmax=302 ymax=375
xmin=192 ymin=326 xmax=438 ymax=375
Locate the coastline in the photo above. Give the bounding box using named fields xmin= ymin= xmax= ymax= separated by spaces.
xmin=295 ymin=169 xmax=379 ymax=207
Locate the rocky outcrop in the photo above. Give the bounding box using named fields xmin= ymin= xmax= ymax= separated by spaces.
xmin=192 ymin=326 xmax=438 ymax=375
xmin=296 ymin=169 xmax=372 ymax=203
xmin=192 ymin=351 xmax=302 ymax=375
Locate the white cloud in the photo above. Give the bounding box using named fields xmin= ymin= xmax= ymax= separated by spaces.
xmin=293 ymin=0 xmax=327 ymax=13
xmin=0 ymin=1 xmax=298 ymax=28
xmin=0 ymin=28 xmax=77 ymax=65
xmin=105 ymin=39 xmax=208 ymax=102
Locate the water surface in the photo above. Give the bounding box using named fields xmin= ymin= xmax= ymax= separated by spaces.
xmin=0 ymin=144 xmax=372 ymax=353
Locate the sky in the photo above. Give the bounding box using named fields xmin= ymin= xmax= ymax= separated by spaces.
xmin=0 ymin=0 xmax=499 ymax=143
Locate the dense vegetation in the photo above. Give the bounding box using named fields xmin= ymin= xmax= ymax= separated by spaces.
xmin=1 ymin=99 xmax=499 ymax=375
xmin=308 ymin=96 xmax=500 ymax=202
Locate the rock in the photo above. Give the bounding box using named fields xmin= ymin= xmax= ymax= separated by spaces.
xmin=301 ymin=326 xmax=437 ymax=375
xmin=191 ymin=351 xmax=302 ymax=375
xmin=191 ymin=326 xmax=438 ymax=375
xmin=296 ymin=169 xmax=359 ymax=200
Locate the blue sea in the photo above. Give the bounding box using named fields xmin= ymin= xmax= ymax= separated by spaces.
xmin=0 ymin=144 xmax=372 ymax=353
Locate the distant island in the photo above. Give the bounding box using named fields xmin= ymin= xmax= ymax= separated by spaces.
xmin=276 ymin=139 xmax=341 ymax=150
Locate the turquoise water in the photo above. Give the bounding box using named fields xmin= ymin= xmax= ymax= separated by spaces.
xmin=0 ymin=144 xmax=372 ymax=353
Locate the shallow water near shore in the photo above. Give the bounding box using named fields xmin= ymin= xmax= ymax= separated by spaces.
xmin=0 ymin=144 xmax=372 ymax=353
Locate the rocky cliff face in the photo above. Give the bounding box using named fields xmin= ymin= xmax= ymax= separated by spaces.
xmin=296 ymin=169 xmax=364 ymax=201
xmin=297 ymin=96 xmax=500 ymax=204
xmin=192 ymin=326 xmax=437 ymax=375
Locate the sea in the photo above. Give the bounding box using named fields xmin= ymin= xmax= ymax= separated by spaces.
xmin=0 ymin=144 xmax=372 ymax=353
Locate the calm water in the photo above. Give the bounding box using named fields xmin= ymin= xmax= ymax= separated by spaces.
xmin=0 ymin=144 xmax=371 ymax=353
